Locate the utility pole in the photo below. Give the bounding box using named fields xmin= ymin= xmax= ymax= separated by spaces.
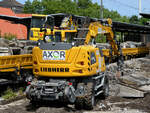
xmin=139 ymin=0 xmax=141 ymax=18
xmin=100 ymin=0 xmax=103 ymax=19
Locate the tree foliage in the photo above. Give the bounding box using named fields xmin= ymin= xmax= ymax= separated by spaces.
xmin=129 ymin=15 xmax=150 ymax=25
xmin=24 ymin=0 xmax=33 ymax=13
xmin=23 ymin=0 xmax=149 ymax=25
xmin=129 ymin=15 xmax=139 ymax=24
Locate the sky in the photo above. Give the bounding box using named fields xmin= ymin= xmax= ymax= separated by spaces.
xmin=93 ymin=0 xmax=150 ymax=17
xmin=18 ymin=0 xmax=150 ymax=17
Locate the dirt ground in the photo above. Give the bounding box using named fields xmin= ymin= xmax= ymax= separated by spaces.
xmin=0 ymin=95 xmax=149 ymax=113
xmin=0 ymin=57 xmax=150 ymax=113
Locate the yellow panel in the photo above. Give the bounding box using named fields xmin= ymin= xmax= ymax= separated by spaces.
xmin=32 ymin=45 xmax=106 ymax=77
xmin=32 ymin=14 xmax=47 ymax=17
xmin=0 ymin=54 xmax=32 ymax=73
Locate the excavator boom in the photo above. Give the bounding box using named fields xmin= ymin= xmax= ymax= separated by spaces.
xmin=84 ymin=19 xmax=119 ymax=55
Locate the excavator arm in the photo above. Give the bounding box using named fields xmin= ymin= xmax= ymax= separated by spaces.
xmin=84 ymin=19 xmax=119 ymax=55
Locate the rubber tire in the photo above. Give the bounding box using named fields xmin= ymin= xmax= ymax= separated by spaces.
xmin=84 ymin=82 xmax=95 ymax=110
xmin=30 ymin=99 xmax=39 ymax=107
xmin=75 ymin=83 xmax=84 ymax=110
xmin=75 ymin=97 xmax=84 ymax=110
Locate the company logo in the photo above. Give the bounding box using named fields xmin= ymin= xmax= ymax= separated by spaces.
xmin=43 ymin=50 xmax=66 ymax=60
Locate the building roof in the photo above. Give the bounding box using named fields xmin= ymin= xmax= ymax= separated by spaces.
xmin=0 ymin=7 xmax=31 ymax=40
xmin=112 ymin=21 xmax=150 ymax=34
xmin=0 ymin=0 xmax=23 ymax=8
xmin=140 ymin=13 xmax=150 ymax=19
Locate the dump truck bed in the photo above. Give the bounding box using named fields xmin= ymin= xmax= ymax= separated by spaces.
xmin=0 ymin=54 xmax=32 ymax=73
xmin=102 ymin=47 xmax=149 ymax=57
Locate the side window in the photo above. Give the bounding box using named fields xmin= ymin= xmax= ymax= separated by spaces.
xmin=90 ymin=52 xmax=96 ymax=65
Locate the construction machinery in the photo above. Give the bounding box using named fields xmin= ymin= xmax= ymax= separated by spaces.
xmin=30 ymin=14 xmax=77 ymax=42
xmin=29 ymin=14 xmax=49 ymax=41
xmin=25 ymin=18 xmax=121 ymax=109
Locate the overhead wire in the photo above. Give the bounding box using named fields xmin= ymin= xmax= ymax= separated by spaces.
xmin=109 ymin=0 xmax=139 ymax=11
xmin=106 ymin=0 xmax=150 ymax=13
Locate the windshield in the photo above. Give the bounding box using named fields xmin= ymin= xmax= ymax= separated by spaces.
xmin=45 ymin=16 xmax=54 ymax=29
xmin=31 ymin=17 xmax=45 ymax=28
xmin=31 ymin=16 xmax=54 ymax=29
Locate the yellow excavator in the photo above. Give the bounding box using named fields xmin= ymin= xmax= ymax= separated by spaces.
xmin=25 ymin=18 xmax=122 ymax=109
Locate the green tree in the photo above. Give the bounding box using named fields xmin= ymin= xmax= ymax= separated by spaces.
xmin=24 ymin=0 xmax=43 ymax=14
xmin=23 ymin=0 xmax=130 ymax=23
xmin=139 ymin=17 xmax=149 ymax=25
xmin=77 ymin=0 xmax=92 ymax=9
xmin=32 ymin=0 xmax=43 ymax=14
xmin=129 ymin=15 xmax=139 ymax=24
xmin=120 ymin=16 xmax=130 ymax=23
xmin=24 ymin=0 xmax=33 ymax=13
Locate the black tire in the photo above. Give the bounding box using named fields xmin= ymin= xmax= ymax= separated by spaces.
xmin=75 ymin=83 xmax=84 ymax=110
xmin=30 ymin=100 xmax=40 ymax=107
xmin=75 ymin=97 xmax=84 ymax=110
xmin=84 ymin=82 xmax=95 ymax=110
xmin=30 ymin=99 xmax=36 ymax=104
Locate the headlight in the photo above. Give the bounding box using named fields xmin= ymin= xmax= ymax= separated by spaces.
xmin=72 ymin=42 xmax=75 ymax=46
xmin=38 ymin=42 xmax=40 ymax=46
xmin=44 ymin=36 xmax=51 ymax=42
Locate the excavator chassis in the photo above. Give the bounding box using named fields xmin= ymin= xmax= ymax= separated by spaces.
xmin=26 ymin=72 xmax=109 ymax=109
xmin=26 ymin=79 xmax=76 ymax=102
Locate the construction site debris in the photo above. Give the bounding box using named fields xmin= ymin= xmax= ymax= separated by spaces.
xmin=107 ymin=57 xmax=150 ymax=98
xmin=97 ymin=41 xmax=146 ymax=49
xmin=0 ymin=38 xmax=36 ymax=56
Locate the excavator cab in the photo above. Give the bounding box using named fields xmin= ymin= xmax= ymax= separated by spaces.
xmin=39 ymin=15 xmax=58 ymax=43
xmin=30 ymin=15 xmax=55 ymax=41
xmin=38 ymin=14 xmax=77 ymax=43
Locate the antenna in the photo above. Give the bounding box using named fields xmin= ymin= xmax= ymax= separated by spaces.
xmin=100 ymin=0 xmax=103 ymax=19
xmin=139 ymin=0 xmax=141 ymax=18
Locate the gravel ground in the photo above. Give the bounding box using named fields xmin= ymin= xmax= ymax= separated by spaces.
xmin=0 ymin=96 xmax=148 ymax=113
xmin=0 ymin=57 xmax=150 ymax=113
